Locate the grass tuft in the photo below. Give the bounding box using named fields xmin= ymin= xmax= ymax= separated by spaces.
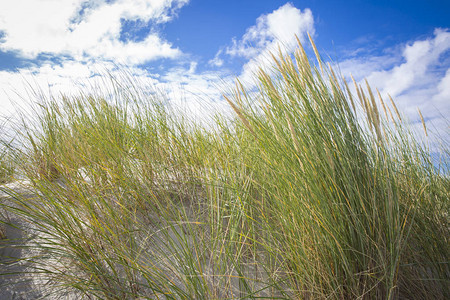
xmin=0 ymin=38 xmax=448 ymax=299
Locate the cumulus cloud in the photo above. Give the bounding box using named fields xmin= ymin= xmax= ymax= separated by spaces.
xmin=224 ymin=3 xmax=314 ymax=83
xmin=434 ymin=68 xmax=450 ymax=104
xmin=226 ymin=3 xmax=314 ymax=59
xmin=0 ymin=1 xmax=315 ymax=120
xmin=0 ymin=0 xmax=188 ymax=65
xmin=363 ymin=29 xmax=450 ymax=99
xmin=0 ymin=0 xmax=199 ymax=122
xmin=0 ymin=58 xmax=232 ymax=127
xmin=208 ymin=50 xmax=224 ymax=67
xmin=0 ymin=60 xmax=151 ymax=116
xmin=340 ymin=29 xmax=450 ymax=146
xmin=158 ymin=63 xmax=234 ymax=124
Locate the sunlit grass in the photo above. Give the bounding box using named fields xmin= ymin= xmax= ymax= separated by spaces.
xmin=0 ymin=38 xmax=448 ymax=299
xmin=0 ymin=120 xmax=15 ymax=185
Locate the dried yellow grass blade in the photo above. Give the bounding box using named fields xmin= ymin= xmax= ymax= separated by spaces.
xmin=263 ymin=102 xmax=280 ymax=142
xmin=388 ymin=94 xmax=402 ymax=122
xmin=285 ymin=111 xmax=300 ymax=153
xmin=223 ymin=94 xmax=255 ymax=135
xmin=386 ymin=105 xmax=398 ymax=127
xmin=308 ymin=32 xmax=323 ymax=74
xmin=365 ymin=79 xmax=380 ymax=127
xmin=327 ymin=150 xmax=335 ymax=174
xmin=376 ymin=88 xmax=389 ymax=120
xmin=417 ymin=108 xmax=428 ymax=137
xmin=342 ymin=76 xmax=356 ymax=113
xmin=351 ymin=75 xmax=364 ymax=107
xmin=258 ymin=69 xmax=280 ymax=102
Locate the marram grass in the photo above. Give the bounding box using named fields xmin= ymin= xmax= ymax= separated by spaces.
xmin=0 ymin=38 xmax=448 ymax=299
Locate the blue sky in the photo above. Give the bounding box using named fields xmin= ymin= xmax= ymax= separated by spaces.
xmin=0 ymin=0 xmax=449 ymax=143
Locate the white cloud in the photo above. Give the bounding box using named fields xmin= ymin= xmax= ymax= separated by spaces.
xmin=0 ymin=2 xmax=314 ymax=125
xmin=337 ymin=54 xmax=401 ymax=83
xmin=226 ymin=3 xmax=314 ymax=59
xmin=208 ymin=50 xmax=224 ymax=67
xmin=224 ymin=3 xmax=314 ymax=84
xmin=159 ymin=64 xmax=234 ymax=123
xmin=434 ymin=68 xmax=450 ymax=104
xmin=340 ymin=29 xmax=450 ymax=146
xmin=0 ymin=58 xmax=231 ymax=128
xmin=0 ymin=0 xmax=188 ymax=64
xmin=0 ymin=0 xmax=224 ymax=126
xmin=0 ymin=60 xmax=160 ymax=117
xmin=363 ymin=29 xmax=450 ymax=99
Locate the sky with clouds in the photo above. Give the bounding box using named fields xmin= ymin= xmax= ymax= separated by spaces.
xmin=0 ymin=0 xmax=449 ymax=144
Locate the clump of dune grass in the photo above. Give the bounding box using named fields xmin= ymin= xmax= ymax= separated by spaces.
xmin=0 ymin=37 xmax=448 ymax=299
xmin=0 ymin=123 xmax=16 ymax=244
xmin=1 ymin=77 xmax=286 ymax=299
xmin=0 ymin=121 xmax=15 ymax=185
xmin=0 ymin=151 xmax=14 ymax=185
xmin=223 ymin=36 xmax=449 ymax=299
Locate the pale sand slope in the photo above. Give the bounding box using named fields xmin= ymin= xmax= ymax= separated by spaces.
xmin=0 ymin=179 xmax=281 ymax=299
xmin=0 ymin=181 xmax=81 ymax=299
